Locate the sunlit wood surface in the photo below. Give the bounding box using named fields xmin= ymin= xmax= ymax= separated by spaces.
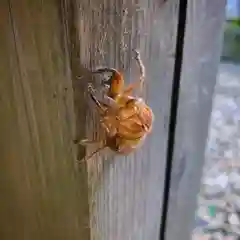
xmin=0 ymin=0 xmax=226 ymax=239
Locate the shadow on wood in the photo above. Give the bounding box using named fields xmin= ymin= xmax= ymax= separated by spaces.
xmin=0 ymin=0 xmax=91 ymax=239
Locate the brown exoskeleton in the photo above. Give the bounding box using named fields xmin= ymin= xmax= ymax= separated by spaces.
xmin=78 ymin=50 xmax=154 ymax=160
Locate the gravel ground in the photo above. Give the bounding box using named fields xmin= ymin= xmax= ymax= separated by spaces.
xmin=193 ymin=62 xmax=240 ymax=240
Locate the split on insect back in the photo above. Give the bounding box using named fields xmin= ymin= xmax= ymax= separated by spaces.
xmin=76 ymin=49 xmax=154 ymax=162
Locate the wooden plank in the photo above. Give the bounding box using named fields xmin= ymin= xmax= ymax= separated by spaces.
xmin=164 ymin=1 xmax=227 ymax=240
xmin=74 ymin=0 xmax=180 ymax=239
xmin=0 ymin=1 xmax=90 ymax=239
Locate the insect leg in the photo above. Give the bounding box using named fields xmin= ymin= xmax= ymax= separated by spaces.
xmin=78 ymin=144 xmax=107 ymax=163
xmin=122 ymin=82 xmax=141 ymax=96
xmin=89 ymin=91 xmax=119 ymax=117
xmin=122 ymin=50 xmax=146 ymax=96
xmin=77 ymin=139 xmax=101 ymax=145
xmin=88 ymin=84 xmax=107 ymax=114
xmin=102 ymin=95 xmax=119 ymax=110
xmin=88 ymin=82 xmax=119 ymax=110
xmin=84 ymin=144 xmax=107 ymax=161
xmin=134 ymin=49 xmax=145 ymax=94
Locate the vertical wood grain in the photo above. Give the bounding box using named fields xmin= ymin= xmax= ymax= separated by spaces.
xmin=164 ymin=1 xmax=227 ymax=240
xmin=74 ymin=0 xmax=179 ymax=239
xmin=0 ymin=0 xmax=225 ymax=239
xmin=0 ymin=0 xmax=90 ymax=239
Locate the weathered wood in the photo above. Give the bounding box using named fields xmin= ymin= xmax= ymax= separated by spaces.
xmin=75 ymin=0 xmax=179 ymax=239
xmin=164 ymin=1 xmax=227 ymax=240
xmin=1 ymin=0 xmax=226 ymax=239
xmin=0 ymin=1 xmax=90 ymax=239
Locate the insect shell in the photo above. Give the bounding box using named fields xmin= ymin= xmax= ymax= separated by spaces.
xmin=80 ymin=50 xmax=154 ymax=160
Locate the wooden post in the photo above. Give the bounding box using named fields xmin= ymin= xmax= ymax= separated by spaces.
xmin=74 ymin=0 xmax=179 ymax=239
xmin=0 ymin=0 xmax=227 ymax=239
xmin=164 ymin=1 xmax=227 ymax=240
xmin=0 ymin=1 xmax=90 ymax=239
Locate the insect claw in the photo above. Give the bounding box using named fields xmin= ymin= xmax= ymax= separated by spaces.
xmin=78 ymin=139 xmax=99 ymax=146
xmin=87 ymin=83 xmax=95 ymax=93
xmin=103 ymin=84 xmax=110 ymax=89
xmin=79 ymin=139 xmax=88 ymax=145
xmin=73 ymin=139 xmax=80 ymax=144
xmin=78 ymin=158 xmax=87 ymax=164
xmin=132 ymin=49 xmax=140 ymax=58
